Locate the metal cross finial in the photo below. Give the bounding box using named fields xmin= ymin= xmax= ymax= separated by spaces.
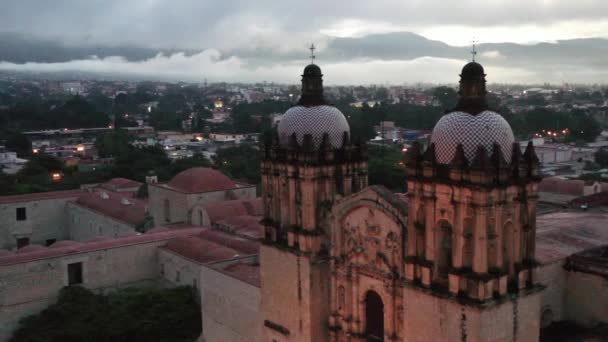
xmin=309 ymin=43 xmax=316 ymax=64
xmin=471 ymin=38 xmax=478 ymax=62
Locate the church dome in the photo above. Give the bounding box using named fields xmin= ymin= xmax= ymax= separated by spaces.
xmin=461 ymin=61 xmax=485 ymax=80
xmin=430 ymin=110 xmax=514 ymax=164
xmin=303 ymin=63 xmax=322 ymax=77
xmin=277 ymin=62 xmax=350 ymax=149
xmin=277 ymin=105 xmax=350 ymax=148
xmin=168 ymin=167 xmax=236 ymax=193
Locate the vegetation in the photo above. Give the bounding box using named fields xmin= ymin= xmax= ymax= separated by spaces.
xmin=11 ymin=285 xmax=201 ymax=342
xmin=367 ymin=144 xmax=407 ymax=192
xmin=214 ymin=145 xmax=261 ymax=185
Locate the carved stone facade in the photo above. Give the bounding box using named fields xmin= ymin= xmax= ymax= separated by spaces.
xmin=328 ymin=186 xmax=407 ymax=341
xmin=259 ymin=61 xmax=545 ymax=342
xmin=404 ymin=140 xmax=542 ymax=300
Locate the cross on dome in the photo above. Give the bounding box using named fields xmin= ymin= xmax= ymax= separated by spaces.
xmin=471 ymin=38 xmax=478 ymax=62
xmin=309 ymin=44 xmax=316 ymax=64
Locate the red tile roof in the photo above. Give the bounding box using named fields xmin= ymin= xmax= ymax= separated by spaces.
xmin=165 ymin=167 xmax=237 ymax=193
xmin=0 ymin=227 xmax=204 ymax=266
xmin=539 ymin=177 xmax=586 ymax=196
xmin=163 ymin=237 xmax=241 ymax=264
xmin=101 ymin=177 xmax=143 ymax=191
xmin=203 ymin=198 xmax=262 ymax=222
xmin=198 ymin=229 xmax=259 ymax=255
xmin=74 ymin=189 xmax=147 ymax=226
xmin=539 ymin=177 xmax=608 ymax=197
xmin=0 ymin=189 xmax=82 ymax=204
xmin=535 ymin=212 xmax=608 ymax=264
xmin=219 ymin=262 xmax=260 ymax=287
xmin=570 ymin=191 xmax=608 ymax=207
xmin=215 ymin=215 xmax=263 ymax=240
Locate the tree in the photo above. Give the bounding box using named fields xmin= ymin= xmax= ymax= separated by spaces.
xmin=367 ymin=144 xmax=407 ymax=192
xmin=432 ymin=86 xmax=458 ymax=110
xmin=214 ymin=145 xmax=261 ymax=185
xmin=4 ymin=131 xmax=32 ymax=157
xmin=594 ymin=148 xmax=608 ymax=167
xmin=95 ymin=130 xmax=133 ymax=158
xmin=568 ymin=112 xmax=601 ymax=142
xmin=170 ymin=153 xmax=211 ymax=175
xmin=11 ymin=286 xmax=201 ymax=342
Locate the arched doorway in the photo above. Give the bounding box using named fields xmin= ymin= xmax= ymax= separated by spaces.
xmin=365 ymin=291 xmax=384 ymax=341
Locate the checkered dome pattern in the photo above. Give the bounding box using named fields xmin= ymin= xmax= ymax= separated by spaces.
xmin=278 ymin=105 xmax=350 ymax=149
xmin=430 ymin=110 xmax=515 ymax=164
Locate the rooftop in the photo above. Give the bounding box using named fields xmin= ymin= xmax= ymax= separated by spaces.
xmin=0 ymin=189 xmax=82 ymax=205
xmin=216 ymin=261 xmax=261 ymax=287
xmin=535 ymin=212 xmax=608 ymax=264
xmin=74 ymin=189 xmax=148 ymax=226
xmin=203 ymin=198 xmax=263 ymax=222
xmin=0 ymin=227 xmax=204 ymax=266
xmin=163 ymin=167 xmax=241 ymax=193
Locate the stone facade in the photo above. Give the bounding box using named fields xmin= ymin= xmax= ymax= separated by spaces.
xmin=259 ymin=127 xmax=368 ymax=341
xmin=0 ymin=191 xmax=81 ymax=249
xmin=67 ymin=202 xmax=137 ymax=241
xmin=200 ymin=257 xmax=261 ymax=342
xmin=148 ymin=183 xmax=256 ymax=225
xmin=0 ymin=228 xmax=203 ymax=341
xmin=257 ymin=61 xmax=556 ymax=342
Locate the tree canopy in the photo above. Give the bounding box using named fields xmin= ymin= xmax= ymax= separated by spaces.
xmin=11 ymin=286 xmax=201 ymax=342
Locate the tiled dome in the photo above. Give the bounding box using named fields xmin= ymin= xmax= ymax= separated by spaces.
xmin=430 ymin=110 xmax=514 ymax=164
xmin=277 ymin=105 xmax=350 ymax=148
xmin=168 ymin=167 xmax=236 ymax=193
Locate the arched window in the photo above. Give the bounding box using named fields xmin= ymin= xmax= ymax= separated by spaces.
xmin=416 ymin=206 xmax=426 ymax=258
xmin=198 ymin=210 xmax=203 ymax=225
xmin=164 ymin=198 xmax=171 ymax=223
xmin=436 ymin=220 xmax=453 ymax=282
xmin=365 ymin=291 xmax=384 ymax=341
xmin=462 ymin=218 xmax=474 ymax=269
xmin=503 ymin=221 xmax=514 ymax=276
xmin=488 ymin=218 xmax=498 ymax=269
xmin=338 ymin=286 xmax=346 ymax=311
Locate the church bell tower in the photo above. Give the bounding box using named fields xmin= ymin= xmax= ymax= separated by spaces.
xmin=259 ymin=56 xmax=368 ymax=342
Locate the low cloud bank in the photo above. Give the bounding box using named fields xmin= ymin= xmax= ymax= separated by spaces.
xmin=1 ymin=50 xmax=602 ymax=85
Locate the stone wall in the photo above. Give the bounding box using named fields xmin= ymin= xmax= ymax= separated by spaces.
xmin=0 ymin=197 xmax=75 ymax=249
xmin=200 ymin=258 xmax=261 ymax=342
xmin=536 ymin=261 xmax=566 ymax=326
xmin=67 ymin=203 xmax=137 ymax=241
xmin=148 ymin=185 xmax=256 ymax=226
xmin=0 ymin=237 xmax=175 ymax=341
xmin=158 ymin=248 xmax=201 ymax=289
xmin=565 ymin=270 xmax=608 ymax=327
xmin=401 ymin=287 xmax=541 ymax=342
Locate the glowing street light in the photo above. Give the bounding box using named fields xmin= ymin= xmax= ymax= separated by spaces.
xmin=51 ymin=172 xmax=62 ymax=182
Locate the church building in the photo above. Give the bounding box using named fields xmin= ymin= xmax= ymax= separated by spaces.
xmin=260 ymin=57 xmax=545 ymax=341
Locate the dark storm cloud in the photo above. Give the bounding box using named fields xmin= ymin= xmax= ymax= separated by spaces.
xmin=1 ymin=0 xmax=607 ymax=84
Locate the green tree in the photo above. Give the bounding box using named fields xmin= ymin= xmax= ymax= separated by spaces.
xmin=11 ymin=286 xmax=201 ymax=342
xmin=214 ymin=145 xmax=261 ymax=185
xmin=595 ymin=148 xmax=608 ymax=167
xmin=95 ymin=130 xmax=133 ymax=158
xmin=367 ymin=144 xmax=407 ymax=192
xmin=4 ymin=131 xmax=32 ymax=157
xmin=432 ymin=86 xmax=458 ymax=110
xmin=170 ymin=153 xmax=211 ymax=175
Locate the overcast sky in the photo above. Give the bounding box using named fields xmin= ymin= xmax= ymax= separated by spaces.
xmin=1 ymin=0 xmax=607 ymax=84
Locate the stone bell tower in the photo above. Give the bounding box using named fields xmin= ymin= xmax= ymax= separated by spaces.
xmin=259 ymin=61 xmax=368 ymax=342
xmin=402 ymin=61 xmax=543 ymax=342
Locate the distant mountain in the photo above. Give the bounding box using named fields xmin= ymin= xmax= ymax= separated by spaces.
xmin=0 ymin=32 xmax=195 ymax=63
xmin=1 ymin=31 xmax=607 ymax=83
xmin=2 ymin=31 xmax=607 ymax=70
